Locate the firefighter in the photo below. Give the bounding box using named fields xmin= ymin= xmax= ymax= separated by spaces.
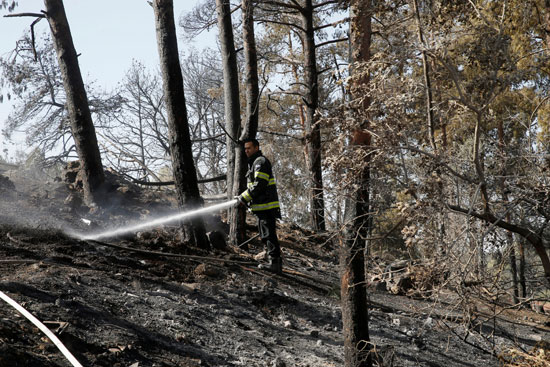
xmin=237 ymin=138 xmax=282 ymax=274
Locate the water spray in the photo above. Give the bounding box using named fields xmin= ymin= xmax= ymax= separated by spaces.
xmin=70 ymin=199 xmax=238 ymax=241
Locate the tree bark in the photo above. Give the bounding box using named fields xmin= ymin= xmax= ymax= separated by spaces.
xmin=152 ymin=0 xmax=209 ymax=250
xmin=545 ymin=0 xmax=550 ymax=170
xmin=43 ymin=0 xmax=105 ymax=205
xmin=215 ymin=0 xmax=246 ymax=247
xmin=340 ymin=1 xmax=373 ymax=366
xmin=228 ymin=0 xmax=261 ymax=248
xmin=215 ymin=0 xmax=241 ymax=200
xmin=242 ymin=0 xmax=259 ymax=141
xmin=518 ymin=237 xmax=526 ymax=298
xmin=497 ymin=120 xmax=519 ymax=303
xmin=300 ymin=0 xmax=326 ymax=232
xmin=411 ymin=0 xmax=436 ymax=151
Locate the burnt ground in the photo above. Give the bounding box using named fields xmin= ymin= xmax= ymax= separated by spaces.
xmin=0 ymin=169 xmax=549 ymax=367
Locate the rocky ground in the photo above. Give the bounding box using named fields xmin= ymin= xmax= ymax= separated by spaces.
xmin=0 ymin=168 xmax=549 ymax=367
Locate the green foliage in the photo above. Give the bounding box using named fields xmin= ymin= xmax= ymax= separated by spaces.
xmin=319 ymin=0 xmax=550 ymax=299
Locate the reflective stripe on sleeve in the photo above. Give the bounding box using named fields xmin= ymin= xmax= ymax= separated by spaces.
xmin=242 ymin=190 xmax=252 ymax=202
xmin=251 ymin=201 xmax=280 ymax=211
xmin=254 ymin=171 xmax=270 ymax=181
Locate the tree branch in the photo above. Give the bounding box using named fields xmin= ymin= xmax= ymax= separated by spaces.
xmin=260 ymin=1 xmax=302 ymax=11
xmin=312 ymin=0 xmax=341 ymax=10
xmin=4 ymin=12 xmax=45 ymax=18
xmin=314 ymin=17 xmax=349 ymax=31
xmin=453 ymin=200 xmax=533 ymax=240
xmin=446 ymin=203 xmax=550 ymax=286
xmin=315 ymin=37 xmax=349 ymax=49
xmin=131 ymin=174 xmax=227 ymax=186
xmin=258 ymin=128 xmax=302 ymax=141
xmin=391 ymin=145 xmax=476 ymax=184
xmin=255 ymin=18 xmax=305 ymax=32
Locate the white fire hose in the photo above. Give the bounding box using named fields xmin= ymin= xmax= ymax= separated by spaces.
xmin=0 ymin=290 xmax=83 ymax=367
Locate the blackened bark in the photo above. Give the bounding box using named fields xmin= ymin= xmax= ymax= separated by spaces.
xmin=412 ymin=0 xmax=436 ymax=151
xmin=43 ymin=0 xmax=105 ymax=205
xmin=518 ymin=239 xmax=526 ymax=298
xmin=215 ymin=0 xmax=241 ymax=199
xmin=497 ymin=120 xmax=519 ymax=303
xmin=545 ymin=0 xmax=550 ymax=169
xmin=215 ymin=0 xmax=246 ymax=247
xmin=340 ymin=1 xmax=372 ymax=366
xmin=301 ymin=0 xmax=325 ymax=232
xmin=152 ymin=0 xmax=209 ymax=250
xmin=230 ymin=144 xmax=247 ymax=248
xmin=242 ymin=0 xmax=259 ymax=140
xmin=229 ymin=0 xmax=260 ymax=248
xmin=508 ymin=234 xmax=519 ymax=304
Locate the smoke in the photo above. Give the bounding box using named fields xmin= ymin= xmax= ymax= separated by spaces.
xmin=1 ymin=163 xmax=236 ymax=242
xmin=0 ymin=166 xmax=80 ymax=232
xmin=68 ymin=199 xmax=238 ymax=241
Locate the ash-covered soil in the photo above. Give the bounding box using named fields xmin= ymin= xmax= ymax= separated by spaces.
xmin=0 ymin=169 xmax=548 ymax=367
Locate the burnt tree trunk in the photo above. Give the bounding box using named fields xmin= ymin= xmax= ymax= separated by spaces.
xmin=215 ymin=0 xmax=241 ymax=199
xmin=228 ymin=0 xmax=261 ymax=248
xmin=152 ymin=0 xmax=209 ymax=250
xmin=546 ymin=0 xmax=550 ymax=169
xmin=497 ymin=120 xmax=519 ymax=303
xmin=518 ymin=238 xmax=527 ymax=298
xmin=241 ymin=0 xmax=259 ymax=147
xmin=215 ymin=0 xmax=246 ymax=247
xmin=340 ymin=1 xmax=373 ymax=366
xmin=411 ymin=0 xmax=436 ymax=151
xmin=300 ymin=0 xmax=325 ymax=232
xmin=43 ymin=0 xmax=105 ymax=205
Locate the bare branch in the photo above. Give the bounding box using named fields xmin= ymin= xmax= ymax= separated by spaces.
xmin=259 ymin=0 xmax=302 ymax=11
xmin=447 ymin=204 xmax=542 ymax=246
xmin=313 ymin=16 xmax=349 ymax=31
xmin=391 ymin=145 xmax=476 ymax=184
xmin=312 ymin=0 xmax=341 ymax=10
xmin=131 ymin=174 xmax=227 ymax=186
xmin=258 ymin=128 xmax=302 ymax=141
xmin=3 ymin=12 xmax=45 ymax=18
xmin=315 ymin=37 xmax=348 ymax=49
xmin=255 ymin=18 xmax=305 ymax=32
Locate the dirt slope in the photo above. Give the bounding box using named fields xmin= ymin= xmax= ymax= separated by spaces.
xmin=0 ymin=170 xmax=548 ymax=367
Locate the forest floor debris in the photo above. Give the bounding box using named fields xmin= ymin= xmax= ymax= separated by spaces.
xmin=0 ymin=169 xmax=549 ymax=366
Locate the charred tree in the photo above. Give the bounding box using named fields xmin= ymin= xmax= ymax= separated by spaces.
xmin=240 ymin=0 xmax=259 ymax=143
xmin=496 ymin=119 xmax=520 ymax=304
xmin=300 ymin=0 xmax=326 ymax=232
xmin=215 ymin=0 xmax=246 ymax=247
xmin=43 ymin=0 xmax=105 ymax=205
xmin=228 ymin=0 xmax=261 ymax=248
xmin=215 ymin=0 xmax=241 ymax=200
xmin=152 ymin=0 xmax=209 ymax=250
xmin=340 ymin=1 xmax=373 ymax=366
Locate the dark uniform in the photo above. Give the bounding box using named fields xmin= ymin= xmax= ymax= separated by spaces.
xmin=238 ymin=150 xmax=282 ymax=270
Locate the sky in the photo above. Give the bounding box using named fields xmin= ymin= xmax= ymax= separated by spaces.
xmin=0 ymin=0 xmax=214 ymax=159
